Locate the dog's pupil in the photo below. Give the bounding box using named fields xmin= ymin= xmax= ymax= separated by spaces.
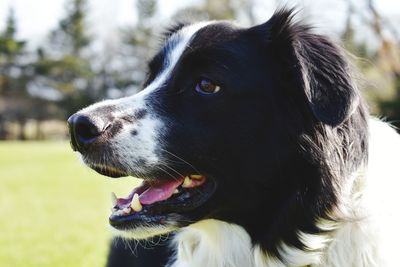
xmin=200 ymin=80 xmax=216 ymax=93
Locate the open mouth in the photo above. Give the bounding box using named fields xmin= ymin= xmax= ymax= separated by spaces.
xmin=109 ymin=175 xmax=216 ymax=230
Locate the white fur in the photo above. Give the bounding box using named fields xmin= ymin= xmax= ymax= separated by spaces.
xmin=170 ymin=219 xmax=255 ymax=267
xmin=318 ymin=119 xmax=400 ymax=267
xmin=169 ymin=220 xmax=328 ymax=267
xmin=168 ymin=119 xmax=400 ymax=267
xmin=135 ymin=21 xmax=214 ymax=99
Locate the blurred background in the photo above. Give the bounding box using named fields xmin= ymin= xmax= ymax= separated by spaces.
xmin=0 ymin=0 xmax=399 ymax=266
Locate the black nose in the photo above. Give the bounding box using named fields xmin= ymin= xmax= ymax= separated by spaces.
xmin=67 ymin=114 xmax=103 ymax=151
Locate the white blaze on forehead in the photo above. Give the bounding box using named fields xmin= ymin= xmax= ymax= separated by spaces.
xmin=77 ymin=21 xmax=213 ymax=115
xmin=136 ymin=21 xmax=214 ymax=98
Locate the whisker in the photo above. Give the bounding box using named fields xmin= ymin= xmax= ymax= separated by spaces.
xmin=154 ymin=165 xmax=181 ymax=182
xmin=125 ymin=239 xmax=137 ymax=256
xmin=161 ymin=163 xmax=186 ymax=178
xmin=160 ymin=148 xmax=201 ymax=174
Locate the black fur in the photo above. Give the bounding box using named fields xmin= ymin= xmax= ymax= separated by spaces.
xmin=255 ymin=9 xmax=360 ymax=127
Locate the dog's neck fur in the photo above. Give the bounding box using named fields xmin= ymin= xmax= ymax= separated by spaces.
xmin=168 ymin=218 xmax=375 ymax=267
xmin=170 ymin=219 xmax=326 ymax=267
xmin=170 ymin=220 xmax=256 ymax=267
xmin=168 ymin=172 xmax=371 ymax=267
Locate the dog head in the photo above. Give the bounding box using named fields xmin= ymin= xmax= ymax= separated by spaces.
xmin=68 ymin=9 xmax=367 ymax=255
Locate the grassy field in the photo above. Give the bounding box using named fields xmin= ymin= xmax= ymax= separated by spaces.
xmin=0 ymin=141 xmax=139 ymax=267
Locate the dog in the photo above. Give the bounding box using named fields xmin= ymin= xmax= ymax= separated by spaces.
xmin=68 ymin=8 xmax=400 ymax=267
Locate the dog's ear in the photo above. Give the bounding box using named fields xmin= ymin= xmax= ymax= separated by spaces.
xmin=252 ymin=9 xmax=359 ymax=126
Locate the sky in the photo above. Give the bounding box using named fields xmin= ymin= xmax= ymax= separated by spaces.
xmin=0 ymin=0 xmax=399 ymax=50
xmin=0 ymin=0 xmax=198 ymax=48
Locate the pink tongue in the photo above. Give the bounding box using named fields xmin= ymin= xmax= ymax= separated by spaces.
xmin=139 ymin=178 xmax=184 ymax=205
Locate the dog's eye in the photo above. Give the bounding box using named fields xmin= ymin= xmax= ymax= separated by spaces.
xmin=195 ymin=79 xmax=221 ymax=94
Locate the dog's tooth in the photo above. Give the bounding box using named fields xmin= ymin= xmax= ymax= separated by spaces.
xmin=173 ymin=189 xmax=179 ymax=194
xmin=190 ymin=175 xmax=202 ymax=180
xmin=182 ymin=176 xmax=193 ymax=188
xmin=111 ymin=192 xmax=117 ymax=207
xmin=131 ymin=193 xmax=142 ymax=212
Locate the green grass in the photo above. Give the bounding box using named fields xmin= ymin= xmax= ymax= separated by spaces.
xmin=0 ymin=141 xmax=140 ymax=267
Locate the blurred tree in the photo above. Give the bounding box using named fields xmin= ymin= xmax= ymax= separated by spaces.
xmin=50 ymin=0 xmax=91 ymax=56
xmin=341 ymin=0 xmax=400 ymax=125
xmin=0 ymin=8 xmax=32 ymax=139
xmin=205 ymin=0 xmax=236 ymax=20
xmin=362 ymin=0 xmax=400 ymax=129
xmin=0 ymin=9 xmax=24 ymax=71
xmin=117 ymin=0 xmax=159 ymax=93
xmin=341 ymin=5 xmax=370 ymax=66
xmin=33 ymin=0 xmax=97 ymax=118
xmin=173 ymin=0 xmax=255 ymax=24
xmin=0 ymin=8 xmax=26 ymax=96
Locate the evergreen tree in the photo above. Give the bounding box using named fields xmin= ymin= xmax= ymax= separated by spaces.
xmin=34 ymin=0 xmax=96 ymax=118
xmin=0 ymin=8 xmax=33 ymax=139
xmin=117 ymin=0 xmax=159 ymax=93
xmin=0 ymin=8 xmax=27 ymax=96
xmin=50 ymin=0 xmax=91 ymax=56
xmin=341 ymin=7 xmax=370 ymax=69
